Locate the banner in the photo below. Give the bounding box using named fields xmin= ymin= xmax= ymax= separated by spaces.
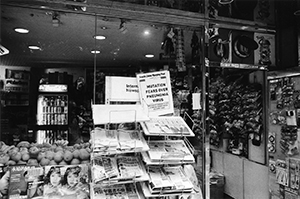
xmin=136 ymin=70 xmax=174 ymax=117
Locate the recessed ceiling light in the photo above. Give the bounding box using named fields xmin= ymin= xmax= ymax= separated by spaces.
xmin=144 ymin=30 xmax=150 ymax=36
xmin=93 ymin=35 xmax=106 ymax=40
xmin=28 ymin=45 xmax=41 ymax=50
xmin=91 ymin=50 xmax=100 ymax=54
xmin=14 ymin=28 xmax=29 ymax=34
xmin=100 ymin=26 xmax=108 ymax=30
xmin=145 ymin=54 xmax=154 ymax=58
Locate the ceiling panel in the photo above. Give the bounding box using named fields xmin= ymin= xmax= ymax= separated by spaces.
xmin=1 ymin=4 xmax=198 ymax=69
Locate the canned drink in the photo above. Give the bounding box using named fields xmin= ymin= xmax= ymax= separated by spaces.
xmin=57 ymin=114 xmax=61 ymax=125
xmin=47 ymin=114 xmax=51 ymax=125
xmin=53 ymin=106 xmax=57 ymax=113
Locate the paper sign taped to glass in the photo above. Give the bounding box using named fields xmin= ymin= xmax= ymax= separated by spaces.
xmin=136 ymin=70 xmax=174 ymax=117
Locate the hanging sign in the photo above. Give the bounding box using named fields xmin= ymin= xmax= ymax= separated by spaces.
xmin=105 ymin=76 xmax=140 ymax=103
xmin=136 ymin=70 xmax=174 ymax=117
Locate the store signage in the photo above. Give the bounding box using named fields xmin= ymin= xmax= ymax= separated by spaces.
xmin=38 ymin=84 xmax=68 ymax=92
xmin=105 ymin=76 xmax=140 ymax=103
xmin=136 ymin=70 xmax=174 ymax=117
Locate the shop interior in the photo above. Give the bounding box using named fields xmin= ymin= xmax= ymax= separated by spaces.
xmin=1 ymin=0 xmax=300 ymax=199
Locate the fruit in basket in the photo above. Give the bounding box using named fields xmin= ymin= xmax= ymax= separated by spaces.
xmin=40 ymin=158 xmax=50 ymax=166
xmin=45 ymin=151 xmax=55 ymax=160
xmin=21 ymin=153 xmax=30 ymax=162
xmin=37 ymin=151 xmax=46 ymax=162
xmin=63 ymin=150 xmax=73 ymax=162
xmin=73 ymin=149 xmax=80 ymax=159
xmin=49 ymin=160 xmax=57 ymax=165
xmin=54 ymin=152 xmax=63 ymax=163
xmin=0 ymin=153 xmax=9 ymax=165
xmin=27 ymin=159 xmax=38 ymax=166
xmin=55 ymin=146 xmax=64 ymax=152
xmin=70 ymin=158 xmax=80 ymax=165
xmin=59 ymin=160 xmax=68 ymax=165
xmin=79 ymin=148 xmax=89 ymax=160
xmin=8 ymin=147 xmax=19 ymax=157
xmin=29 ymin=146 xmax=40 ymax=158
xmin=16 ymin=141 xmax=30 ymax=148
xmin=10 ymin=152 xmax=22 ymax=162
xmin=6 ymin=160 xmax=16 ymax=166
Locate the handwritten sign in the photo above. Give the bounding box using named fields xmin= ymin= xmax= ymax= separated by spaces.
xmin=105 ymin=76 xmax=140 ymax=103
xmin=136 ymin=70 xmax=174 ymax=117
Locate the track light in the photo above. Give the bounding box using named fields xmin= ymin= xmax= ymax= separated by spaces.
xmin=119 ymin=19 xmax=128 ymax=34
xmin=52 ymin=12 xmax=60 ymax=27
xmin=219 ymin=0 xmax=234 ymax=4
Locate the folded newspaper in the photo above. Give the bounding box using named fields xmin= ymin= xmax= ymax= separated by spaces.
xmin=146 ymin=140 xmax=195 ymax=163
xmin=147 ymin=166 xmax=194 ymax=194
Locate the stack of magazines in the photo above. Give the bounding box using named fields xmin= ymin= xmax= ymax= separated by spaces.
xmin=91 ymin=155 xmax=148 ymax=184
xmin=91 ymin=128 xmax=149 ymax=155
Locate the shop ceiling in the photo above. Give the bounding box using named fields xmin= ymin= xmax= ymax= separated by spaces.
xmin=0 ymin=0 xmax=279 ymax=70
xmin=0 ymin=0 xmax=209 ymax=70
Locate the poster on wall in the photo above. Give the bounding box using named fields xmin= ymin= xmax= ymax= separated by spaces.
xmin=254 ymin=33 xmax=275 ymax=67
xmin=136 ymin=70 xmax=174 ymax=117
xmin=105 ymin=76 xmax=140 ymax=104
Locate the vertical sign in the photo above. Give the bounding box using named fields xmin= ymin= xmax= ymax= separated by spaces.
xmin=136 ymin=70 xmax=174 ymax=117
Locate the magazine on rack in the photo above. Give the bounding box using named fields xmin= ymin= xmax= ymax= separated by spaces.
xmin=147 ymin=166 xmax=194 ymax=194
xmin=140 ymin=116 xmax=194 ymax=137
xmin=43 ymin=164 xmax=90 ymax=199
xmin=8 ymin=165 xmax=40 ymax=199
xmin=0 ymin=165 xmax=9 ymax=199
xmin=91 ymin=183 xmax=140 ymax=199
xmin=146 ymin=140 xmax=194 ymax=163
xmin=92 ymin=157 xmax=119 ymax=183
xmin=92 ymin=155 xmax=148 ymax=184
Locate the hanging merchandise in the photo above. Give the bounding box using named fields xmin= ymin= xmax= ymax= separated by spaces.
xmin=209 ymin=28 xmax=232 ymax=63
xmin=208 ymin=72 xmax=263 ymax=156
xmin=231 ymin=30 xmax=258 ymax=64
xmin=254 ymin=33 xmax=275 ymax=67
xmin=174 ymin=27 xmax=186 ymax=71
xmin=190 ymin=31 xmax=201 ymax=66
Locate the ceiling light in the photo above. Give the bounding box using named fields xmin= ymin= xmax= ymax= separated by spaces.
xmin=28 ymin=45 xmax=41 ymax=50
xmin=100 ymin=26 xmax=108 ymax=30
xmin=14 ymin=28 xmax=29 ymax=34
xmin=91 ymin=50 xmax=100 ymax=54
xmin=145 ymin=54 xmax=154 ymax=58
xmin=94 ymin=35 xmax=106 ymax=40
xmin=144 ymin=30 xmax=150 ymax=36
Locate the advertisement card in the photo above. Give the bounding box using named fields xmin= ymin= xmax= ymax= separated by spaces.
xmin=136 ymin=70 xmax=174 ymax=117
